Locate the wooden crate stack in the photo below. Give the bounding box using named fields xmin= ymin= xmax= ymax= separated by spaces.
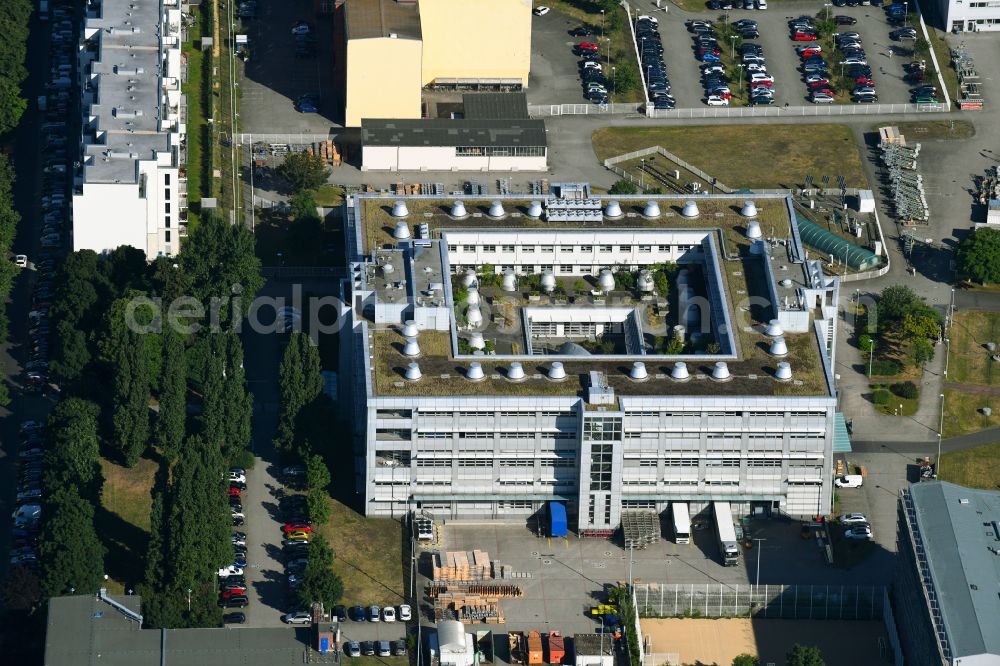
xmin=432 ymin=550 xmax=491 ymax=582
xmin=304 ymin=140 xmax=341 ymax=166
xmin=433 ymin=591 xmax=505 ymax=624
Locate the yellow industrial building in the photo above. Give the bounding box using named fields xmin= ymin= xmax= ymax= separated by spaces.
xmin=339 ymin=0 xmax=532 ymax=127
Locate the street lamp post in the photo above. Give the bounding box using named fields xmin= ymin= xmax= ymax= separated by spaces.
xmin=729 ymin=34 xmax=737 ymax=60
xmin=601 ymin=9 xmax=605 ymax=39
xmin=640 ymin=158 xmax=645 ymax=189
xmin=753 ymin=538 xmax=766 ymax=587
xmin=187 ymin=587 xmax=192 ymax=612
xmin=612 ymin=66 xmax=617 ymax=96
xmin=938 ymin=393 xmax=945 ymax=475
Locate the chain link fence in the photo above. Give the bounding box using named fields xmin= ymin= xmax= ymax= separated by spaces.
xmin=634 ymin=583 xmax=887 ymax=620
xmin=528 ymin=102 xmax=946 ymax=118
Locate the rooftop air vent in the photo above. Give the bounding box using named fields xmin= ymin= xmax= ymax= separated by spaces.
xmin=461 ymin=270 xmax=478 ymax=288
xmin=392 ymin=220 xmax=410 ymax=239
xmin=711 ymin=361 xmax=731 ymax=381
xmin=466 ymin=362 xmax=486 ymax=382
xmin=526 ymin=201 xmax=543 ymax=218
xmin=547 ymin=362 xmax=567 ymax=381
xmin=670 ymin=361 xmax=690 ymax=381
xmin=402 ymin=320 xmax=418 ymax=337
xmin=466 ymin=306 xmax=483 ymax=327
xmin=741 ymin=200 xmax=758 ymax=217
xmin=541 ymin=270 xmax=556 ymax=293
xmin=775 ymin=362 xmax=793 ymax=381
xmin=643 ymin=201 xmax=661 ymax=218
xmin=506 ymin=362 xmax=526 ymax=381
xmin=404 ymin=362 xmax=422 ymax=381
xmin=746 ymin=219 xmax=763 ymax=239
xmin=468 ymin=331 xmax=486 ymax=350
xmin=391 ymin=200 xmax=408 ymax=217
xmin=598 ymin=269 xmax=615 ymax=291
xmin=604 ymin=200 xmax=623 ymax=219
xmin=502 ymin=270 xmax=517 ymax=292
xmin=638 ymin=270 xmax=654 ymax=292
xmin=450 ymin=200 xmax=468 ymax=218
xmin=402 ymin=337 xmax=421 ymax=357
xmin=768 ymin=336 xmax=788 ymax=357
xmin=629 ymin=362 xmax=648 ymax=381
xmin=765 ymin=319 xmax=784 ymax=337
xmin=681 ymin=200 xmax=699 ymax=218
xmin=466 ymin=286 xmax=480 ymax=306
xmin=488 ymin=201 xmax=505 ymax=218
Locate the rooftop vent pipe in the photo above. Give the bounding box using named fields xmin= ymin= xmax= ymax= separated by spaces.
xmin=604 ymin=200 xmax=623 ymax=218
xmin=392 ymin=220 xmax=410 ymax=239
xmin=506 ymin=362 xmax=526 ymax=381
xmin=466 ymin=306 xmax=483 ymax=327
xmin=402 ymin=337 xmax=421 ymax=357
xmin=598 ymin=269 xmax=615 ymax=291
xmin=741 ymin=200 xmax=758 ymax=217
xmin=765 ymin=319 xmax=784 ymax=337
xmin=466 ymin=286 xmax=480 ymax=306
xmin=547 ymin=362 xmax=566 ymax=381
xmin=401 ymin=320 xmax=418 ymax=338
xmin=541 ymin=271 xmax=556 ymax=293
xmin=711 ymin=361 xmax=731 ymax=381
xmin=502 ymin=271 xmax=517 ymax=292
xmin=629 ymin=362 xmax=648 ymax=381
xmin=461 ymin=270 xmax=477 ymax=288
xmin=746 ymin=219 xmax=763 ymax=239
xmin=466 ymin=362 xmax=485 ymax=381
xmin=404 ymin=362 xmax=422 ymax=381
xmin=775 ymin=362 xmax=793 ymax=381
xmin=671 ymin=361 xmax=690 ymax=381
xmin=681 ymin=200 xmax=699 ymax=218
xmin=643 ymin=201 xmax=661 ymax=218
xmin=526 ymin=201 xmax=543 ymax=218
xmin=468 ymin=331 xmax=486 ymax=350
xmin=769 ymin=336 xmax=788 ymax=357
xmin=391 ymin=200 xmax=408 ymax=217
xmin=450 ymin=200 xmax=468 ymax=218
xmin=488 ymin=201 xmax=505 ymax=218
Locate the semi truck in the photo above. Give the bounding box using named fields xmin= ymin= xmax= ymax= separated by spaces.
xmin=671 ymin=502 xmax=691 ymax=544
xmin=712 ymin=501 xmax=740 ymax=566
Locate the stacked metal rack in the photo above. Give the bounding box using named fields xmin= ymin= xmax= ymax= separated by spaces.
xmin=621 ymin=511 xmax=661 ymax=550
xmin=952 ymin=43 xmax=984 ymax=110
xmin=880 ymin=141 xmax=929 ymax=224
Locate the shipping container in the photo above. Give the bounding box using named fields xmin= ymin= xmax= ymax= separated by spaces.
xmin=546 ymin=631 xmax=565 ymax=664
xmin=526 ymin=631 xmax=544 ymax=665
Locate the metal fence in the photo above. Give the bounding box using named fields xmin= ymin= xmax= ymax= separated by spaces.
xmin=528 ymin=102 xmax=947 ymax=119
xmin=238 ymin=132 xmax=334 ymax=145
xmin=634 ymin=583 xmax=887 ymax=620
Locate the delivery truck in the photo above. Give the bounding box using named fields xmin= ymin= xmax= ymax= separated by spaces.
xmin=712 ymin=501 xmax=740 ymax=567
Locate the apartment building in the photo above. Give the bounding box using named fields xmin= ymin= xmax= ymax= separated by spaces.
xmin=340 ymin=192 xmax=846 ymax=532
xmin=73 ymin=0 xmax=187 ymax=259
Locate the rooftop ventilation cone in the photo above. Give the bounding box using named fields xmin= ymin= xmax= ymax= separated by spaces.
xmin=466 ymin=306 xmax=483 ymax=327
xmin=765 ymin=319 xmax=784 ymax=337
xmin=541 ymin=271 xmax=556 ymax=293
xmin=775 ymin=362 xmax=793 ymax=381
xmin=461 ymin=270 xmax=478 ymax=288
xmin=401 ymin=320 xmax=418 ymax=338
xmin=769 ymin=336 xmax=788 ymax=357
xmin=506 ymin=362 xmax=526 ymax=381
xmin=466 ymin=287 xmax=480 ymax=306
xmin=629 ymin=362 xmax=648 ymax=381
xmin=390 ymin=200 xmax=409 ymax=218
xmin=681 ymin=200 xmax=699 ymax=218
xmin=746 ymin=219 xmax=763 ymax=240
xmin=501 ymin=270 xmax=517 ymax=292
xmin=671 ymin=361 xmax=690 ymax=381
xmin=741 ymin=200 xmax=758 ymax=217
xmin=547 ymin=362 xmax=567 ymax=381
xmin=450 ymin=201 xmax=468 ymax=218
xmin=404 ymin=362 xmax=422 ymax=381
xmin=402 ymin=337 xmax=421 ymax=357
xmin=526 ymin=201 xmax=543 ymax=218
xmin=488 ymin=201 xmax=505 ymax=218
xmin=392 ymin=220 xmax=411 ymax=239
xmin=638 ymin=270 xmax=654 ymax=292
xmin=466 ymin=362 xmax=486 ymax=382
xmin=643 ymin=201 xmax=661 ymax=218
xmin=604 ymin=200 xmax=623 ymax=219
xmin=711 ymin=361 xmax=731 ymax=381
xmin=598 ymin=269 xmax=616 ymax=291
xmin=468 ymin=331 xmax=486 ymax=350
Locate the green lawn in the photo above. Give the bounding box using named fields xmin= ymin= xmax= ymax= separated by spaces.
xmin=592 ymin=124 xmax=867 ymax=190
xmin=314 ymin=498 xmax=406 ymax=607
xmin=870 ymin=384 xmax=919 ymax=417
xmin=182 ymin=40 xmax=206 ymax=224
xmin=942 ymin=389 xmax=998 ymax=437
xmin=940 ymin=441 xmax=1000 ymax=490
xmin=314 ymin=185 xmax=345 ymax=207
xmin=948 ymin=310 xmax=1000 ymax=386
xmin=926 ymin=25 xmax=959 ymax=106
xmin=98 ymin=456 xmax=158 ymax=593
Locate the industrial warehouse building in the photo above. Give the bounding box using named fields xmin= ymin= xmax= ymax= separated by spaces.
xmin=896 ymin=482 xmax=1000 ymax=665
xmin=361 ymin=93 xmax=547 ymax=172
xmin=337 ymin=0 xmax=532 ymax=126
xmin=73 ymin=0 xmax=187 ymax=259
xmin=932 ymin=0 xmax=1000 ymax=32
xmin=339 ymin=191 xmax=849 ymax=532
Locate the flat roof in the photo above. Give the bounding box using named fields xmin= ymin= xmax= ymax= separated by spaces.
xmin=361 ymin=119 xmax=547 ymax=148
xmin=44 ymin=595 xmax=314 ymax=666
xmin=346 ymin=0 xmax=421 ymax=41
xmin=462 ymin=93 xmax=530 ymax=120
xmin=351 ymin=195 xmax=835 ymax=400
xmin=908 ymin=482 xmax=1000 ymax=661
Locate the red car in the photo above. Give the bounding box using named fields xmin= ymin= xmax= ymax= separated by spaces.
xmin=855 ymin=78 xmax=876 ymax=86
xmin=793 ymin=32 xmax=818 ymax=41
xmin=221 ymin=587 xmax=247 ymax=599
xmin=576 ymin=41 xmax=599 ymax=51
xmin=798 ymin=47 xmax=822 ymax=57
xmin=696 ymin=48 xmax=722 ymax=57
xmin=750 ymin=80 xmax=774 ymax=88
xmin=228 ymin=487 xmax=241 ymax=498
xmin=283 ymin=523 xmax=312 ymax=533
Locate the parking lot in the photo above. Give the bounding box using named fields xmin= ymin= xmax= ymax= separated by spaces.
xmin=240 ymin=0 xmax=336 ymax=133
xmin=528 ymin=7 xmax=599 ymax=106
xmin=648 ymin=2 xmax=929 ymax=108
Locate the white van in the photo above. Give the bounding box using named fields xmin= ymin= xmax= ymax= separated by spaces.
xmin=757 ymin=0 xmax=768 ymax=8
xmin=834 ymin=474 xmax=863 ymax=488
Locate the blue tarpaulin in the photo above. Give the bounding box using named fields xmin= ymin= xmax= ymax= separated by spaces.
xmin=549 ymin=501 xmax=567 ymax=537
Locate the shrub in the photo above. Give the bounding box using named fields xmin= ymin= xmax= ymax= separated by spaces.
xmin=891 ymin=381 xmax=919 ymax=400
xmin=872 ymin=389 xmax=890 ymax=405
xmin=869 ymin=359 xmax=901 ymax=376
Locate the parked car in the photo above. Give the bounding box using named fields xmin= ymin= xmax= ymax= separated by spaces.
xmin=378 ymin=641 xmax=392 ymax=657
xmin=533 ymin=6 xmax=550 ymax=15
xmin=810 ymin=92 xmax=835 ymax=103
xmin=834 ymin=15 xmax=857 ymax=24
xmin=845 ymin=524 xmax=873 ymax=540
xmin=349 ymin=605 xmax=367 ymax=621
xmin=223 ymin=612 xmax=247 ymax=624
xmin=361 ymin=641 xmax=375 ymax=656
xmin=334 ymin=605 xmax=348 ymax=622
xmin=219 ymin=595 xmax=249 ymax=608
xmin=383 ymin=606 xmax=396 ymax=622
xmin=399 ymin=604 xmax=412 ymax=621
xmin=283 ymin=611 xmax=313 ymax=625
xmin=840 ymin=513 xmax=868 ymax=524
xmin=369 ymin=605 xmax=381 ymax=622
xmin=346 ymin=641 xmax=361 ymax=657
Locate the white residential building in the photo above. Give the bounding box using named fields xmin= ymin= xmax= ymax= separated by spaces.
xmin=73 ymin=0 xmax=187 ymax=259
xmin=935 ymin=0 xmax=1000 ymax=32
xmin=339 ymin=192 xmax=851 ymax=532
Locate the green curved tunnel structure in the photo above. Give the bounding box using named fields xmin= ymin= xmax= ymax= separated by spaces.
xmin=796 ymin=215 xmax=882 ymax=271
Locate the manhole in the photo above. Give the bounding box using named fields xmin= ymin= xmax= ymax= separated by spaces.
xmin=604 ymin=551 xmax=613 ymax=557
xmin=530 ymin=551 xmax=540 ymax=557
xmin=542 ymin=559 xmax=552 ymax=565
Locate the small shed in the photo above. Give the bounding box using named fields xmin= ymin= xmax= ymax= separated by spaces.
xmin=573 ymin=634 xmax=613 ymax=666
xmin=548 ymin=502 xmax=568 ymax=538
xmin=856 ymin=190 xmax=875 ymax=213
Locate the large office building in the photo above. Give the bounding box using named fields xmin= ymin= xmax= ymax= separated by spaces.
xmin=337 ymin=0 xmax=532 ymax=127
xmin=339 ymin=190 xmax=846 ymax=531
xmin=933 ymin=0 xmax=1000 ymax=32
xmin=73 ymin=0 xmax=187 ymax=260
xmin=896 ymin=482 xmax=1000 ymax=665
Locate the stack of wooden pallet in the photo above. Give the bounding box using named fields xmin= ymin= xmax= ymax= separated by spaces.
xmin=432 ymin=550 xmax=492 ymax=581
xmin=426 ymin=584 xmax=522 ymax=599
xmin=304 ymin=140 xmax=341 ymax=166
xmin=433 ymin=591 xmax=504 ymax=624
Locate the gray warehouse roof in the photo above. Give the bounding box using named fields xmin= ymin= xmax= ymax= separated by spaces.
xmin=462 ymin=92 xmax=530 ymax=120
xmin=908 ymin=482 xmax=1000 ymax=661
xmin=361 ymin=119 xmax=547 ymax=148
xmin=346 ymin=0 xmax=421 ymax=41
xmin=44 ymin=594 xmax=314 ymax=666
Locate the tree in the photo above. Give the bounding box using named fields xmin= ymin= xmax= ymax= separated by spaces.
xmin=2 ymin=565 xmax=42 ymax=611
xmin=155 ymin=329 xmax=187 ymax=460
xmin=956 ymin=227 xmax=1000 ymax=284
xmin=306 ymin=454 xmax=332 ymax=524
xmin=44 ymin=398 xmax=101 ymax=488
xmin=294 ymin=536 xmax=344 ymax=609
xmin=180 ymin=211 xmax=263 ymax=321
xmin=733 ymin=655 xmax=759 ymax=666
xmin=277 ymin=332 xmax=323 ymax=451
xmin=914 ymin=37 xmax=930 ymax=56
xmin=290 ymin=190 xmax=321 ymax=223
xmin=38 ymin=485 xmax=106 ymax=597
xmin=609 ymin=179 xmax=638 ymax=195
xmin=222 ymin=333 xmax=253 ymax=465
xmin=613 ymin=62 xmax=640 ymax=94
xmin=275 ymin=152 xmax=330 ymax=192
xmin=110 ymin=326 xmax=151 ymax=467
xmin=900 ymin=311 xmax=941 ymax=341
xmin=911 ymin=336 xmax=935 ymax=367
xmin=786 ymin=644 xmax=826 ymax=666
xmin=198 ymin=333 xmax=226 ymax=448
xmin=877 ymin=285 xmax=919 ymax=323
